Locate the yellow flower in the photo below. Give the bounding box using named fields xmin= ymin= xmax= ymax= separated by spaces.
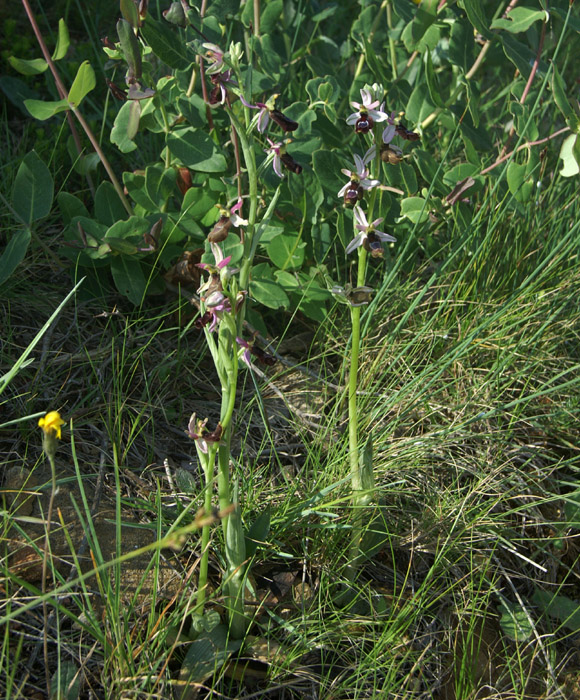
xmin=38 ymin=411 xmax=66 ymax=439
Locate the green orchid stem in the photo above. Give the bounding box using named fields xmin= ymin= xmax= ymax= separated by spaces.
xmin=346 ymin=123 xmax=381 ymax=582
xmin=214 ymin=317 xmax=247 ymax=637
xmin=194 ymin=101 xmax=262 ymax=637
xmin=386 ymin=1 xmax=398 ymax=79
xmin=225 ymin=107 xmax=258 ymax=305
xmin=346 ymin=245 xmax=368 ymax=582
xmin=196 ymin=446 xmax=217 ymax=611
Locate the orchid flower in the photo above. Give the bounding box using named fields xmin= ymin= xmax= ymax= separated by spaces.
xmin=346 ymin=89 xmax=389 ymax=133
xmin=338 ymin=147 xmax=380 ymax=198
xmin=346 ymin=205 xmax=396 ymax=256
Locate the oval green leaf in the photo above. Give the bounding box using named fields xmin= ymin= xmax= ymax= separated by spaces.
xmin=68 ymin=61 xmax=96 ymax=108
xmin=167 ymin=128 xmax=227 ymax=172
xmin=12 ymin=151 xmax=54 ymax=226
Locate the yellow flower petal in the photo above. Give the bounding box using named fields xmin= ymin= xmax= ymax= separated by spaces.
xmin=38 ymin=411 xmax=66 ymax=439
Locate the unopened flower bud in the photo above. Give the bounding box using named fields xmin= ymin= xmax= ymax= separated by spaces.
xmin=235 ymin=290 xmax=247 ymax=313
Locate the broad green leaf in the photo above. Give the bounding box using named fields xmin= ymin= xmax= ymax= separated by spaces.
xmin=359 ymin=435 xmax=374 ymax=493
xmin=533 ymin=589 xmax=580 ymax=632
xmin=400 ymin=161 xmax=418 ymax=196
xmin=491 ymin=7 xmax=548 ymax=33
xmin=551 ymin=64 xmax=576 ymax=124
xmin=57 ymin=192 xmax=90 ymax=223
xmin=443 ymin=163 xmax=479 ymax=187
xmin=392 ymin=0 xmax=415 ymax=23
xmin=509 ymin=102 xmax=538 ymax=141
xmin=0 ymin=230 xmax=31 ymax=286
xmin=12 ymin=151 xmax=54 ymax=226
xmin=68 ymin=61 xmax=96 ymax=108
xmin=200 ymin=233 xmax=243 ymax=267
xmin=50 ymin=661 xmax=81 ymax=700
xmin=79 ymin=154 xmax=101 ymax=176
xmin=498 ymin=600 xmax=534 ymax=641
xmin=409 ymin=0 xmax=438 ymax=48
xmin=120 ymin=0 xmax=140 ymax=28
xmin=145 ymin=165 xmax=177 ymax=208
xmin=399 ymin=197 xmax=429 ymax=224
xmin=8 ymin=56 xmax=48 ymax=75
xmin=267 ymin=233 xmax=306 ymax=270
xmin=294 ymin=272 xmax=332 ymax=302
xmin=312 ymin=5 xmax=338 ymax=23
xmin=0 ymin=76 xmax=39 ymax=113
xmin=508 ymin=150 xmax=537 ymax=203
xmin=167 ymin=128 xmax=227 ymax=172
xmin=274 ymin=270 xmax=299 ymax=290
xmin=95 ymin=182 xmax=129 ymax=226
xmin=218 ymin=233 xmax=244 ymax=266
xmin=260 ymin=0 xmax=284 ymax=35
xmin=406 ymin=81 xmax=436 ymax=124
xmin=460 ymin=0 xmax=493 ymax=40
xmin=500 ymin=34 xmax=549 ymax=80
xmin=123 ymin=171 xmax=158 ymax=211
xmin=245 ymin=507 xmax=271 ymax=558
xmin=52 ymin=18 xmax=70 ymax=60
xmin=179 ymin=625 xmax=242 ymax=686
xmin=181 ymin=187 xmax=221 ymax=221
xmin=284 ymin=101 xmax=317 ymax=134
xmin=140 ymin=15 xmax=194 ymax=70
xmin=448 ymin=18 xmax=474 ymax=73
xmin=117 ymin=18 xmax=142 ymax=81
xmin=286 ymin=137 xmax=321 ymax=166
xmin=451 ymin=103 xmax=493 ymax=150
xmin=559 ymin=134 xmax=580 ymax=178
xmin=305 ymin=77 xmax=326 ymax=102
xmin=255 ymin=34 xmax=282 ymax=79
xmin=413 ymin=149 xmax=445 ymax=196
xmin=111 ymin=101 xmax=139 ymax=153
xmin=287 ymin=169 xmax=324 ymax=224
xmin=164 ymin=2 xmax=187 ymax=27
xmin=298 ymin=297 xmax=327 ymax=322
xmin=424 ymin=51 xmax=444 ymax=108
xmin=24 ymin=98 xmax=69 ymax=120
xmin=351 ymin=6 xmax=374 ymax=49
xmin=177 ymin=93 xmax=206 ymax=127
xmin=110 ymin=255 xmax=148 ymax=305
xmin=205 ymin=0 xmax=239 ymax=22
xmin=127 ymin=100 xmax=141 ymax=140
xmin=250 ymin=277 xmax=289 ymax=309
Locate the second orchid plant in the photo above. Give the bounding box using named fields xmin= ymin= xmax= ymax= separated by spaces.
xmin=335 ymin=85 xmax=420 ymax=577
xmin=186 ymin=41 xmax=304 ymax=637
